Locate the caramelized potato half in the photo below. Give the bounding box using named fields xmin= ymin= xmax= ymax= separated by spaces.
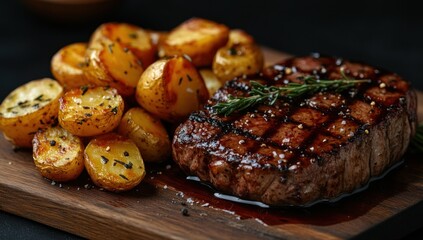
xmin=84 ymin=38 xmax=144 ymax=97
xmin=213 ymin=30 xmax=264 ymax=83
xmin=84 ymin=133 xmax=146 ymax=191
xmin=90 ymin=22 xmax=157 ymax=68
xmin=51 ymin=43 xmax=89 ymax=90
xmin=118 ymin=107 xmax=170 ymax=163
xmin=58 ymin=87 xmax=124 ymax=137
xmin=161 ymin=18 xmax=229 ymax=67
xmin=199 ymin=69 xmax=222 ymax=96
xmin=33 ymin=126 xmax=84 ymax=181
xmin=0 ymin=78 xmax=63 ymax=147
xmin=135 ymin=55 xmax=209 ymax=122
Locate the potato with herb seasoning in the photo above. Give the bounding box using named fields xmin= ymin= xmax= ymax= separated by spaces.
xmin=0 ymin=78 xmax=63 ymax=147
xmin=161 ymin=18 xmax=229 ymax=67
xmin=33 ymin=126 xmax=84 ymax=181
xmin=118 ymin=107 xmax=170 ymax=163
xmin=135 ymin=55 xmax=209 ymax=122
xmin=90 ymin=22 xmax=157 ymax=68
xmin=51 ymin=43 xmax=89 ymax=90
xmin=84 ymin=133 xmax=146 ymax=191
xmin=83 ymin=38 xmax=144 ymax=97
xmin=212 ymin=29 xmax=264 ymax=83
xmin=58 ymin=86 xmax=124 ymax=137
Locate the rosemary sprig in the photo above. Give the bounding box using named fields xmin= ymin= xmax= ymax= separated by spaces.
xmin=411 ymin=124 xmax=423 ymax=153
xmin=212 ymin=74 xmax=371 ymax=116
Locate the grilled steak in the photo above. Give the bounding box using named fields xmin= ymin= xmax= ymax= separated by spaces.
xmin=172 ymin=55 xmax=417 ymax=206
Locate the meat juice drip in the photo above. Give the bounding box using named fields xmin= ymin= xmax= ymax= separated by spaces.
xmin=146 ymin=159 xmax=407 ymax=226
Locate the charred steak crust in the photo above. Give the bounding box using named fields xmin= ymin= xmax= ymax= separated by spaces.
xmin=172 ymin=55 xmax=418 ymax=206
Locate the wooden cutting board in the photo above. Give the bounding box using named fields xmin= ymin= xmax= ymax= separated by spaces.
xmin=1 ymin=49 xmax=422 ymax=240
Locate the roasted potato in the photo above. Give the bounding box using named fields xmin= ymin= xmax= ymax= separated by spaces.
xmin=227 ymin=29 xmax=256 ymax=45
xmin=135 ymin=55 xmax=209 ymax=122
xmin=33 ymin=126 xmax=84 ymax=181
xmin=90 ymin=22 xmax=157 ymax=68
xmin=83 ymin=38 xmax=144 ymax=97
xmin=149 ymin=30 xmax=168 ymax=58
xmin=161 ymin=18 xmax=229 ymax=67
xmin=51 ymin=43 xmax=89 ymax=90
xmin=118 ymin=107 xmax=170 ymax=163
xmin=84 ymin=133 xmax=146 ymax=191
xmin=212 ymin=30 xmax=264 ymax=83
xmin=0 ymin=78 xmax=63 ymax=147
xmin=58 ymin=86 xmax=124 ymax=137
xmin=199 ymin=69 xmax=222 ymax=96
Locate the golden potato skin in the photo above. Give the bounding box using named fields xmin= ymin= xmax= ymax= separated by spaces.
xmin=161 ymin=18 xmax=229 ymax=67
xmin=118 ymin=107 xmax=170 ymax=163
xmin=51 ymin=43 xmax=88 ymax=90
xmin=212 ymin=43 xmax=264 ymax=83
xmin=84 ymin=133 xmax=146 ymax=191
xmin=135 ymin=56 xmax=209 ymax=122
xmin=0 ymin=78 xmax=63 ymax=147
xmin=84 ymin=38 xmax=144 ymax=97
xmin=212 ymin=29 xmax=264 ymax=83
xmin=90 ymin=22 xmax=157 ymax=68
xmin=33 ymin=126 xmax=84 ymax=182
xmin=150 ymin=30 xmax=168 ymax=58
xmin=227 ymin=29 xmax=256 ymax=45
xmin=199 ymin=69 xmax=222 ymax=96
xmin=58 ymin=87 xmax=124 ymax=137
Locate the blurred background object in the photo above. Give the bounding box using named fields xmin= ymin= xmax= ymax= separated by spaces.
xmin=23 ymin=0 xmax=120 ymax=23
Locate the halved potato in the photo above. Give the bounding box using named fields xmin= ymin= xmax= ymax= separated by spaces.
xmin=51 ymin=43 xmax=89 ymax=90
xmin=135 ymin=55 xmax=209 ymax=122
xmin=212 ymin=30 xmax=264 ymax=83
xmin=0 ymin=78 xmax=63 ymax=147
xmin=199 ymin=69 xmax=222 ymax=96
xmin=90 ymin=22 xmax=157 ymax=68
xmin=161 ymin=18 xmax=229 ymax=67
xmin=84 ymin=133 xmax=146 ymax=191
xmin=118 ymin=107 xmax=170 ymax=163
xmin=83 ymin=38 xmax=144 ymax=97
xmin=33 ymin=126 xmax=84 ymax=181
xmin=58 ymin=86 xmax=124 ymax=137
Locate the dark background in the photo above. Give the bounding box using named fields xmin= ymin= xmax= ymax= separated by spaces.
xmin=1 ymin=0 xmax=422 ymax=239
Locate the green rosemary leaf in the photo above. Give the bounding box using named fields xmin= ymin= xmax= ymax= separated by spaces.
xmin=212 ymin=72 xmax=371 ymax=116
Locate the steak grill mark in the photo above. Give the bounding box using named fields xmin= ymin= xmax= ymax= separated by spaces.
xmin=173 ymin=54 xmax=416 ymax=206
xmin=189 ymin=55 xmax=406 ymax=171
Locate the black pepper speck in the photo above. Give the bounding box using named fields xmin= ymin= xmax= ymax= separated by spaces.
xmin=181 ymin=207 xmax=189 ymax=216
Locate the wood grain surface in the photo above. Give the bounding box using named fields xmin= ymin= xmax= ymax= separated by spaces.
xmin=0 ymin=49 xmax=422 ymax=240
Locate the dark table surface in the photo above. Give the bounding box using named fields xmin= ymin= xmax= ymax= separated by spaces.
xmin=1 ymin=0 xmax=422 ymax=239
